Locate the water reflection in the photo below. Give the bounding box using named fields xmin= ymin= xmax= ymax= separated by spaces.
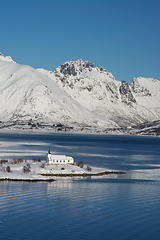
xmin=0 ymin=179 xmax=160 ymax=240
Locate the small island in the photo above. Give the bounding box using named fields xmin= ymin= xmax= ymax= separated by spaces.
xmin=0 ymin=151 xmax=125 ymax=181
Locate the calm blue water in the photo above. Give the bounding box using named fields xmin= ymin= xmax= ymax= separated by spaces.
xmin=0 ymin=131 xmax=160 ymax=240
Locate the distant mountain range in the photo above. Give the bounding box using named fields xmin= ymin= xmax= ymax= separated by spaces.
xmin=0 ymin=53 xmax=160 ymax=131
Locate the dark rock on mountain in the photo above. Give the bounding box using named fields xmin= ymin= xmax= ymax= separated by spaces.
xmin=60 ymin=62 xmax=77 ymax=76
xmin=119 ymin=81 xmax=136 ymax=105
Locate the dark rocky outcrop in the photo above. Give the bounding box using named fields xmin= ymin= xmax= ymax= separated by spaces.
xmin=119 ymin=81 xmax=136 ymax=105
xmin=59 ymin=60 xmax=94 ymax=77
xmin=60 ymin=63 xmax=77 ymax=76
xmin=83 ymin=61 xmax=94 ymax=68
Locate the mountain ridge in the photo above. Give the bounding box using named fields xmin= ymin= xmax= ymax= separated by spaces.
xmin=0 ymin=53 xmax=160 ymax=131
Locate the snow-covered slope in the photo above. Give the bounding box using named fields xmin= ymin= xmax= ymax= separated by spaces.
xmin=0 ymin=54 xmax=160 ymax=129
xmin=131 ymin=77 xmax=160 ymax=117
xmin=0 ymin=54 xmax=108 ymax=128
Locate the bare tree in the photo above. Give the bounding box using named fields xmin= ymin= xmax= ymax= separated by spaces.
xmin=76 ymin=161 xmax=84 ymax=168
xmin=0 ymin=159 xmax=8 ymax=165
xmin=23 ymin=165 xmax=31 ymax=173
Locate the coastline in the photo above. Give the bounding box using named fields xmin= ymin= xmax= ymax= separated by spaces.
xmin=38 ymin=170 xmax=126 ymax=177
xmin=0 ymin=127 xmax=159 ymax=138
xmin=0 ymin=178 xmax=55 ymax=182
xmin=0 ymin=119 xmax=160 ymax=137
xmin=0 ymin=170 xmax=126 ymax=182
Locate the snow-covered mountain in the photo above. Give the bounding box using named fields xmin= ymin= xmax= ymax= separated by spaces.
xmin=38 ymin=59 xmax=160 ymax=126
xmin=0 ymin=53 xmax=160 ymax=130
xmin=0 ymin=54 xmax=110 ymax=128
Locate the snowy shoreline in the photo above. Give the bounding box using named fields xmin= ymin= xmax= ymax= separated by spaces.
xmin=0 ymin=127 xmax=159 ymax=138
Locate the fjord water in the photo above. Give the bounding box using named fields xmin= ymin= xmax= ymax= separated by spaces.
xmin=0 ymin=131 xmax=160 ymax=240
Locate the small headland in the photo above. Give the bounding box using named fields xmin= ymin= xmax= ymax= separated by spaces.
xmin=0 ymin=158 xmax=125 ymax=181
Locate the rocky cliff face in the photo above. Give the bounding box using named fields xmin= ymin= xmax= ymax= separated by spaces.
xmin=53 ymin=59 xmax=120 ymax=110
xmin=59 ymin=60 xmax=94 ymax=77
xmin=54 ymin=60 xmax=137 ymax=108
xmin=119 ymin=81 xmax=136 ymax=106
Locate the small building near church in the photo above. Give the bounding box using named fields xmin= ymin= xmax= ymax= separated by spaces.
xmin=46 ymin=150 xmax=74 ymax=165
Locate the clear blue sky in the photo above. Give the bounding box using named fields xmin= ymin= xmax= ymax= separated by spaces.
xmin=0 ymin=0 xmax=160 ymax=84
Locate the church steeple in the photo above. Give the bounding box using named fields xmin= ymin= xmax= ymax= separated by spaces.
xmin=48 ymin=149 xmax=51 ymax=154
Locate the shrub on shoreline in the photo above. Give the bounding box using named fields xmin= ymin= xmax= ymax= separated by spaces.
xmin=32 ymin=157 xmax=41 ymax=162
xmin=87 ymin=166 xmax=92 ymax=171
xmin=76 ymin=161 xmax=84 ymax=168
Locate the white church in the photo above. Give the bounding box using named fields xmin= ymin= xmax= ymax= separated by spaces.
xmin=46 ymin=150 xmax=74 ymax=165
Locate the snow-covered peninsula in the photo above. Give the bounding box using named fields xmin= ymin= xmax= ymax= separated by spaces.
xmin=0 ymin=157 xmax=125 ymax=181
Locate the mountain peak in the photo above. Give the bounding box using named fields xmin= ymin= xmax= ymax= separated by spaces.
xmin=0 ymin=52 xmax=4 ymax=57
xmin=54 ymin=59 xmax=95 ymax=77
xmin=53 ymin=59 xmax=114 ymax=81
xmin=0 ymin=52 xmax=15 ymax=63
